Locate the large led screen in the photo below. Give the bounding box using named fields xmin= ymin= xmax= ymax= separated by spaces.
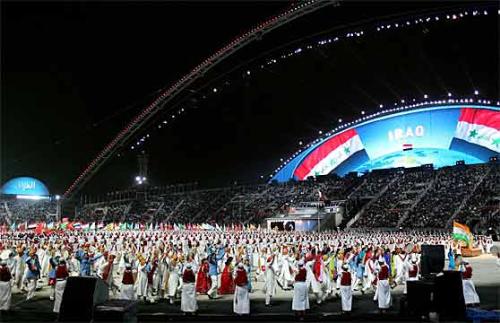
xmin=273 ymin=105 xmax=499 ymax=182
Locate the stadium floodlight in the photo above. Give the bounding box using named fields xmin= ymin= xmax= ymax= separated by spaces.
xmin=135 ymin=176 xmax=141 ymax=182
xmin=448 ymin=92 xmax=452 ymax=97
xmin=361 ymin=110 xmax=365 ymax=115
xmin=213 ymin=88 xmax=218 ymax=93
xmin=55 ymin=195 xmax=61 ymax=200
xmin=318 ymin=130 xmax=323 ymax=135
xmin=299 ymin=141 xmax=303 ymax=145
xmin=379 ymin=104 xmax=383 ymax=108
xmin=424 ymin=94 xmax=428 ymax=99
xmin=142 ymin=177 xmax=147 ymax=181
xmin=338 ymin=118 xmax=342 ymax=123
xmin=474 ymin=90 xmax=479 ymax=95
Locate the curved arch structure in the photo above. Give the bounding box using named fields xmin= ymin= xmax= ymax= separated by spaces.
xmin=272 ymin=103 xmax=500 ymax=182
xmin=62 ymin=0 xmax=338 ymax=199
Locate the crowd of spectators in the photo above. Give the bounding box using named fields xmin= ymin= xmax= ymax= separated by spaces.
xmin=403 ymin=164 xmax=490 ymax=228
xmin=354 ymin=169 xmax=434 ymax=228
xmin=1 ymin=163 xmax=498 ymax=233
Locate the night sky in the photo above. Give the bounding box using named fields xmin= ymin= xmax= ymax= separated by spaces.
xmin=1 ymin=1 xmax=499 ymax=197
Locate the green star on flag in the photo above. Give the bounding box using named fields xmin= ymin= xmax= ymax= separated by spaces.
xmin=343 ymin=146 xmax=351 ymax=154
xmin=492 ymin=138 xmax=500 ymax=148
xmin=468 ymin=129 xmax=478 ymax=138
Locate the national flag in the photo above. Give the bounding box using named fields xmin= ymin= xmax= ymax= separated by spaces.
xmin=97 ymin=222 xmax=104 ymax=229
xmin=60 ymin=222 xmax=68 ymax=230
xmin=127 ymin=222 xmax=134 ymax=230
xmin=90 ymin=222 xmax=96 ymax=230
xmin=19 ymin=222 xmax=27 ymax=231
xmin=10 ymin=222 xmax=16 ymax=231
xmin=294 ymin=128 xmax=366 ymax=180
xmin=105 ymin=223 xmax=114 ymax=231
xmin=28 ymin=223 xmax=37 ymax=230
xmin=73 ymin=222 xmax=81 ymax=230
xmin=453 ymin=108 xmax=500 ymax=153
xmin=47 ymin=222 xmax=54 ymax=229
xmin=81 ymin=223 xmax=89 ymax=231
xmin=35 ymin=223 xmax=45 ymax=235
xmin=402 ymin=143 xmax=413 ymax=151
xmin=453 ymin=221 xmax=472 ymax=246
xmin=120 ymin=222 xmax=127 ymax=231
xmin=67 ymin=222 xmax=75 ymax=231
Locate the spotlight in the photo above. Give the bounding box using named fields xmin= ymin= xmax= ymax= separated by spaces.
xmin=55 ymin=195 xmax=61 ymax=201
xmin=361 ymin=111 xmax=365 ymax=115
xmin=474 ymin=90 xmax=479 ymax=95
xmin=338 ymin=118 xmax=342 ymax=123
xmin=448 ymin=92 xmax=452 ymax=97
xmin=213 ymin=88 xmax=218 ymax=93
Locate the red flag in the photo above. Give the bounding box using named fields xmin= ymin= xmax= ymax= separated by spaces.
xmin=35 ymin=222 xmax=45 ymax=235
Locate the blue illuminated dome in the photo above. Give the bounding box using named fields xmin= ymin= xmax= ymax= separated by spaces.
xmin=1 ymin=177 xmax=50 ymax=196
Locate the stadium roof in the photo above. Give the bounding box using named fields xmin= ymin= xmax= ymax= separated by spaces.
xmin=2 ymin=1 xmax=498 ymax=196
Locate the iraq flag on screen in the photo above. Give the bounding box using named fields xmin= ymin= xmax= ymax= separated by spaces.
xmin=450 ymin=108 xmax=500 ymax=160
xmin=293 ymin=128 xmax=369 ymax=180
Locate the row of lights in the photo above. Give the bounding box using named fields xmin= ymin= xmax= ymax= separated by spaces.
xmin=129 ymin=6 xmax=496 ymax=156
xmin=266 ymin=92 xmax=499 ymax=180
xmin=259 ymin=7 xmax=494 ymax=71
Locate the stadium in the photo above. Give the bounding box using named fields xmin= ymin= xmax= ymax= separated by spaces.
xmin=1 ymin=1 xmax=499 ymax=322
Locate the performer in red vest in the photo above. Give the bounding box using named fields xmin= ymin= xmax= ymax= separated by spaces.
xmin=460 ymin=260 xmax=480 ymax=306
xmin=53 ymin=259 xmax=69 ymax=313
xmin=0 ymin=259 xmax=12 ymax=311
xmin=375 ymin=256 xmax=391 ymax=312
xmin=340 ymin=263 xmax=352 ymax=313
xmin=181 ymin=263 xmax=197 ymax=314
xmin=233 ymin=263 xmax=250 ymax=315
xmin=292 ymin=260 xmax=309 ymax=320
xmin=120 ymin=263 xmax=136 ymax=300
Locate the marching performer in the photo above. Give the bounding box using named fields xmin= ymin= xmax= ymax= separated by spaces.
xmin=53 ymin=259 xmax=69 ymax=313
xmin=166 ymin=256 xmax=182 ymax=304
xmin=196 ymin=258 xmax=211 ymax=294
xmin=404 ymin=256 xmax=419 ymax=294
xmin=292 ymin=260 xmax=309 ymax=321
xmin=181 ymin=263 xmax=198 ymax=314
xmin=13 ymin=247 xmax=26 ymax=292
xmin=25 ymin=249 xmax=41 ymax=301
xmin=233 ymin=262 xmax=250 ymax=315
xmin=340 ymin=263 xmax=352 ymax=313
xmin=120 ymin=263 xmax=136 ymax=300
xmin=0 ymin=259 xmax=12 ymax=311
xmin=460 ymin=260 xmax=480 ymax=306
xmin=264 ymin=254 xmax=277 ymax=307
xmin=136 ymin=256 xmax=150 ymax=302
xmin=207 ymin=247 xmax=224 ymax=299
xmin=218 ymin=257 xmax=235 ymax=295
xmin=374 ymin=256 xmax=391 ymax=312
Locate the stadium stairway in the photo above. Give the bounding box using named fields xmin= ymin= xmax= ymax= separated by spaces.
xmin=346 ymin=176 xmax=400 ymax=228
xmin=446 ymin=165 xmax=493 ymax=227
xmin=397 ymin=176 xmax=437 ymax=227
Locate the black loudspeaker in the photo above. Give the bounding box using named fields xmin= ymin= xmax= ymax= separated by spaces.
xmin=435 ymin=271 xmax=466 ymax=320
xmin=407 ymin=280 xmax=436 ymax=317
xmin=94 ymin=299 xmax=137 ymax=323
xmin=58 ymin=276 xmax=109 ymax=322
xmin=420 ymin=245 xmax=444 ymax=277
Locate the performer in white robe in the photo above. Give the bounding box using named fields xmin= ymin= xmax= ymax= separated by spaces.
xmin=233 ymin=263 xmax=250 ymax=315
xmin=0 ymin=259 xmax=12 ymax=311
xmin=404 ymin=257 xmax=419 ymax=294
xmin=339 ymin=263 xmax=352 ymax=313
xmin=167 ymin=259 xmax=181 ymax=304
xmin=180 ymin=264 xmax=197 ymax=314
xmin=136 ymin=259 xmax=150 ymax=301
xmin=53 ymin=260 xmax=69 ymax=313
xmin=375 ymin=256 xmax=391 ymax=311
xmin=292 ymin=261 xmax=309 ymax=320
xmin=264 ymin=255 xmax=277 ymax=306
xmin=13 ymin=250 xmax=25 ymax=291
xmin=460 ymin=260 xmax=480 ymax=306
